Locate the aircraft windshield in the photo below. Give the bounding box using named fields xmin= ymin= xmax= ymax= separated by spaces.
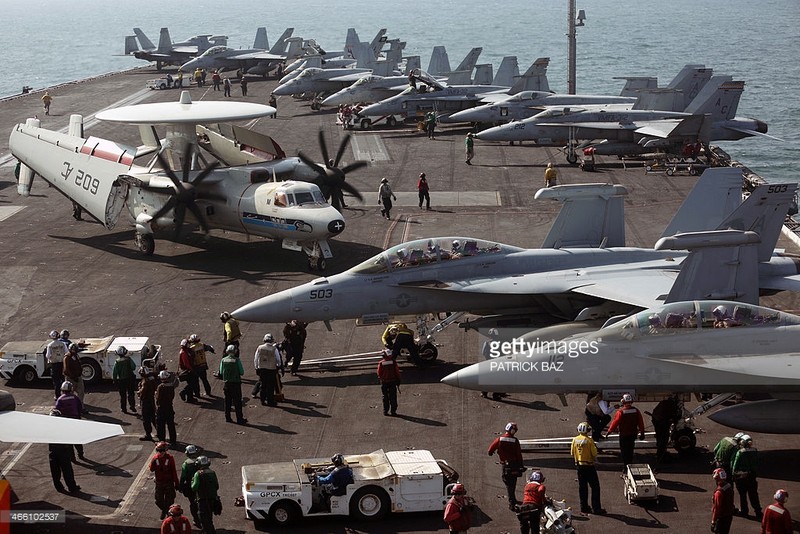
xmin=533 ymin=107 xmax=583 ymax=119
xmin=603 ymin=300 xmax=800 ymax=340
xmin=282 ymin=184 xmax=326 ymax=207
xmin=298 ymin=68 xmax=321 ymax=79
xmin=202 ymin=46 xmax=229 ymax=57
xmin=353 ymin=76 xmax=375 ymax=86
xmin=351 ymin=237 xmax=519 ymax=275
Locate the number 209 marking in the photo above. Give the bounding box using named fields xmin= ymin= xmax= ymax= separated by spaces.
xmin=309 ymin=289 xmax=332 ymax=299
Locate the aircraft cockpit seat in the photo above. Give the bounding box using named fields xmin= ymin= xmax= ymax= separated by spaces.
xmin=732 ymin=305 xmax=752 ymax=326
xmin=665 ymin=313 xmax=685 ymax=328
xmin=408 ymin=249 xmax=424 ymax=264
xmin=463 ymin=241 xmax=478 ymax=255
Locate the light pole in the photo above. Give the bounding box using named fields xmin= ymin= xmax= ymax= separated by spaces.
xmin=567 ymin=0 xmax=586 ymax=95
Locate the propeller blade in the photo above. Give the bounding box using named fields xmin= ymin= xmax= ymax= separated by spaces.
xmin=191 ymin=161 xmax=221 ymax=187
xmin=181 ymin=144 xmax=194 ymax=183
xmin=155 ymin=151 xmax=184 ymax=192
xmin=340 ymin=160 xmax=368 ymax=175
xmin=318 ymin=131 xmax=330 ymax=167
xmin=297 ymin=151 xmax=327 ymax=176
xmin=333 ymin=134 xmax=352 ymax=168
xmin=339 ymin=180 xmax=364 ymax=202
xmin=186 ymin=201 xmax=210 ymax=234
xmin=172 ymin=204 xmax=187 ymax=241
xmin=329 ymin=190 xmax=343 ymax=212
xmin=150 ymin=196 xmax=177 ymax=223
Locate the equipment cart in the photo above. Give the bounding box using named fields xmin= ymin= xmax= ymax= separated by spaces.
xmin=623 ymin=464 xmax=659 ymax=504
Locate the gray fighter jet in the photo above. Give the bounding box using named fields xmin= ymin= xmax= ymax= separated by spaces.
xmin=232 ymin=171 xmax=800 ymax=329
xmin=124 ymin=27 xmax=228 ymax=71
xmin=179 ymin=27 xmax=294 ymax=76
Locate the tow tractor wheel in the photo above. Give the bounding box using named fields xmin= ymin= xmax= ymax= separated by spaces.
xmin=666 ymin=167 xmax=675 ymax=176
xmin=350 ymin=485 xmax=390 ymax=521
xmin=566 ymin=152 xmax=578 ymax=164
xmin=14 ymin=365 xmax=37 ymax=385
xmin=360 ymin=118 xmax=372 ymax=130
xmin=672 ymin=427 xmax=697 ymax=453
xmin=269 ymin=500 xmax=301 ymax=526
xmin=417 ymin=342 xmax=438 ymax=365
xmin=387 ymin=116 xmax=397 ymax=127
xmin=80 ymin=358 xmax=102 ymax=385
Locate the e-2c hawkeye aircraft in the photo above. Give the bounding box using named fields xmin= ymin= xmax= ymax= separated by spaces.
xmin=232 ymin=169 xmax=800 ymax=331
xmin=9 ymin=91 xmax=366 ymax=269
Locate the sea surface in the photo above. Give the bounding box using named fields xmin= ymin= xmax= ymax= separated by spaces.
xmin=1 ymin=0 xmax=797 ymax=183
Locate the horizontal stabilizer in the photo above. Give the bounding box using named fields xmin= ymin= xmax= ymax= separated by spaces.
xmin=0 ymin=411 xmax=123 ymax=444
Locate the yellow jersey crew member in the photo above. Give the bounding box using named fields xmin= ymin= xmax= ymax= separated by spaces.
xmin=570 ymin=422 xmax=605 ymax=515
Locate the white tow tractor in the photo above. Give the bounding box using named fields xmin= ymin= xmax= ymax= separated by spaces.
xmin=242 ymin=449 xmax=460 ymax=526
xmin=0 ymin=336 xmax=160 ymax=386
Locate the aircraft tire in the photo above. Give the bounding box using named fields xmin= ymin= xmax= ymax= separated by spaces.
xmin=416 ymin=342 xmax=438 ymax=365
xmin=672 ymin=427 xmax=696 ymax=453
xmin=566 ymin=152 xmax=578 ymax=164
xmin=136 ymin=234 xmax=155 ymax=255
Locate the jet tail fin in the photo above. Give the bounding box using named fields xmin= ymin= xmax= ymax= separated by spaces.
xmin=716 ymin=182 xmax=799 ymax=262
xmin=157 ymin=28 xmax=172 ymax=53
xmin=345 ymin=28 xmax=359 ymax=56
xmin=253 ymin=27 xmax=268 ymax=50
xmin=666 ymin=64 xmax=713 ymax=109
xmin=269 ymin=28 xmax=294 ymax=55
xmin=473 ymin=64 xmax=493 ymax=85
xmin=493 ymin=56 xmax=519 ymax=87
xmin=509 ymin=57 xmax=550 ymax=94
xmin=658 ymin=230 xmax=761 ymax=304
xmin=369 ymin=29 xmax=388 ymax=59
xmin=660 ymin=167 xmax=744 ymax=240
xmin=684 ymin=75 xmax=742 ymax=120
xmin=133 ymin=28 xmax=156 ymax=51
xmin=404 ymin=56 xmax=421 ymax=75
xmin=535 ymin=184 xmax=628 ymax=248
xmin=427 ymin=46 xmax=450 ymax=76
xmin=124 ymin=35 xmax=139 ymax=55
xmin=615 ymin=76 xmax=657 ymax=97
xmin=284 ymin=37 xmax=304 ymax=60
xmin=453 ymin=47 xmax=482 ymax=74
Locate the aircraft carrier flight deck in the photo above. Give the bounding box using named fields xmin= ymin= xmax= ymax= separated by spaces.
xmin=0 ymin=67 xmax=798 ymax=534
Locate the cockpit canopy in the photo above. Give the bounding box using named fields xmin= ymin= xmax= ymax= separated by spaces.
xmin=271 ymin=182 xmax=327 ymax=208
xmin=199 ymin=46 xmax=230 ymax=58
xmin=351 ymin=237 xmax=520 ymax=275
xmin=602 ymin=300 xmax=800 ymax=341
xmin=532 ymin=107 xmax=586 ymax=119
xmin=297 ymin=68 xmax=323 ymax=79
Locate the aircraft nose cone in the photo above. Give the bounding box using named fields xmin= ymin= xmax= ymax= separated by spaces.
xmin=232 ymin=291 xmax=294 ymax=323
xmin=328 ymin=219 xmax=345 ymax=235
xmin=475 ymin=125 xmax=509 ymax=141
xmin=441 ymin=363 xmax=483 ymax=390
xmin=360 ymin=103 xmax=382 ymax=116
xmin=272 ymin=83 xmax=294 ymax=96
xmin=444 ymin=109 xmax=477 ymax=123
xmin=321 ymin=92 xmax=346 ymax=107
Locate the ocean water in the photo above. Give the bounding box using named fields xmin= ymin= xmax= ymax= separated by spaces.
xmin=1 ymin=0 xmax=797 ymax=183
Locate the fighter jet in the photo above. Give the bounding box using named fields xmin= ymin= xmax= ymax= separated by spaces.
xmin=232 ymin=171 xmax=800 ymax=327
xmin=440 ymin=298 xmax=800 ymax=434
xmin=442 ymin=64 xmax=713 ymax=124
xmin=123 ymin=27 xmax=228 ymax=71
xmin=179 ymin=27 xmax=294 ymax=76
xmin=476 ymin=76 xmax=773 ymax=161
xmin=358 ymin=58 xmax=551 ymax=121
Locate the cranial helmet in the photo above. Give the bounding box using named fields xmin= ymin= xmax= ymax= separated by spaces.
xmin=452 ymin=240 xmax=460 ymax=248
xmin=740 ymin=434 xmax=753 ymax=446
xmin=60 ymin=329 xmax=70 ymax=339
xmin=451 ymin=483 xmax=466 ymax=495
xmin=712 ymin=305 xmax=728 ymax=318
xmin=60 ymin=381 xmax=74 ymax=392
xmin=529 ymin=470 xmax=544 ymax=483
xmin=68 ymin=343 xmax=80 ymax=353
xmin=180 ymin=338 xmax=188 ymax=348
xmin=419 ymin=172 xmax=426 ymax=178
xmin=115 ymin=346 xmax=128 ymax=356
xmin=734 ymin=431 xmax=745 ymax=441
xmin=225 ymin=344 xmax=237 ymax=355
xmin=774 ymin=489 xmax=788 ymax=503
xmin=263 ymin=333 xmax=274 ymax=343
xmin=49 ymin=330 xmax=60 ymax=340
xmin=648 ymin=314 xmax=661 ymax=326
xmin=712 ymin=468 xmax=727 ymax=480
xmin=331 ymin=454 xmax=344 ymax=466
xmin=155 ymin=441 xmax=168 ymax=452
xmin=196 ymin=455 xmax=211 ymax=467
xmin=220 ymin=312 xmax=231 ymax=321
xmin=505 ymin=422 xmax=518 ymax=433
xmin=168 ymin=504 xmax=184 ymax=517
xmin=622 ymin=393 xmax=633 ymax=404
xmin=185 ymin=445 xmax=199 ymax=456
xmin=159 ymin=370 xmax=171 ymax=381
xmin=577 ymin=422 xmax=591 ymax=435
xmin=189 ymin=334 xmax=200 ymax=343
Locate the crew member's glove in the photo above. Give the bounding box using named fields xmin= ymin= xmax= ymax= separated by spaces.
xmin=710 ymin=521 xmax=717 ymax=532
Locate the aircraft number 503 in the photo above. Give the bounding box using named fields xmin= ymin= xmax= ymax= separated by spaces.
xmin=767 ymin=184 xmax=789 ymax=193
xmin=61 ymin=162 xmax=99 ymax=195
xmin=309 ymin=289 xmax=333 ymax=299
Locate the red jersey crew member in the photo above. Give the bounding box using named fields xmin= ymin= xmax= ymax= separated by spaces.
xmin=443 ymin=483 xmax=474 ymax=533
xmin=488 ymin=422 xmax=525 ymax=508
xmin=761 ymin=489 xmax=792 ymax=534
xmin=150 ymin=441 xmax=180 ymax=521
xmin=377 ymin=349 xmax=401 ymax=416
xmin=515 ymin=470 xmax=550 ymax=534
xmin=711 ymin=468 xmax=735 ymax=534
xmin=606 ymin=393 xmax=645 ymax=470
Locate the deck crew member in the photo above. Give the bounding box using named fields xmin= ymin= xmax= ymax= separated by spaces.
xmin=606 ymin=393 xmax=645 ymax=470
xmin=488 ymin=422 xmax=525 ymax=507
xmin=571 ymin=422 xmax=605 ymax=515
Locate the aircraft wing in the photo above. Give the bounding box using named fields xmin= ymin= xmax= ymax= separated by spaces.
xmin=226 ymin=51 xmax=285 ymax=61
xmin=434 ymin=268 xmax=678 ymax=309
xmin=633 ymin=119 xmax=689 ymax=139
xmin=757 ymin=273 xmax=800 ymax=292
xmin=0 ymin=411 xmax=123 ymax=444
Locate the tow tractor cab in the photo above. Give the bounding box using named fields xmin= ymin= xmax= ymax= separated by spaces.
xmin=242 ymin=449 xmax=460 ymax=526
xmin=0 ymin=336 xmax=161 ymax=386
